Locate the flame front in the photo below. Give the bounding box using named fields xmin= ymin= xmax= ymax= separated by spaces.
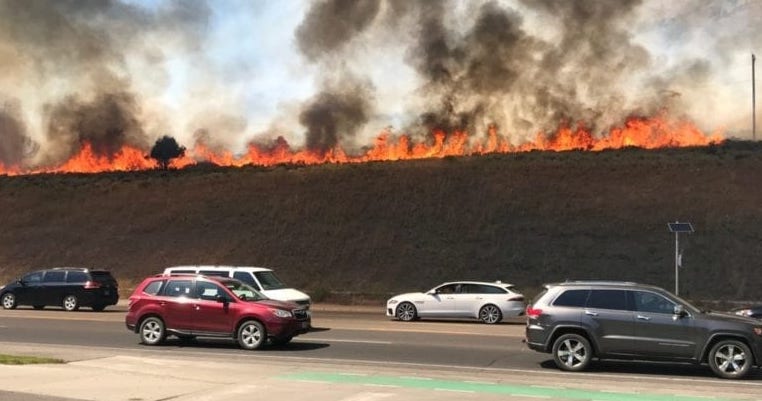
xmin=0 ymin=116 xmax=724 ymax=176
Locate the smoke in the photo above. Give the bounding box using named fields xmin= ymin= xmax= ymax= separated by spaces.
xmin=0 ymin=0 xmax=210 ymax=167
xmin=0 ymin=99 xmax=34 ymax=167
xmin=295 ymin=0 xmax=381 ymax=62
xmin=299 ymin=76 xmax=374 ymax=152
xmin=1 ymin=0 xmax=760 ymax=170
xmin=44 ymin=90 xmax=145 ymax=164
xmin=294 ymin=0 xmax=381 ymax=153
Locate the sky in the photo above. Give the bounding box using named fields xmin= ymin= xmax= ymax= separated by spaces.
xmin=0 ymin=0 xmax=760 ymax=167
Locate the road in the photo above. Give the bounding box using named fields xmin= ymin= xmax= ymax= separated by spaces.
xmin=2 ymin=306 xmax=762 ymax=401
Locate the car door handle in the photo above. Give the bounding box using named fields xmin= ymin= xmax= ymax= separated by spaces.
xmin=446 ymin=296 xmax=455 ymax=300
xmin=584 ymin=310 xmax=598 ymax=316
xmin=636 ymin=315 xmax=651 ymax=321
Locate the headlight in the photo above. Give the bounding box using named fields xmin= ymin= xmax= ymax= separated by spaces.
xmin=735 ymin=309 xmax=752 ymax=317
xmin=387 ymin=299 xmax=398 ymax=305
xmin=271 ymin=309 xmax=292 ymax=318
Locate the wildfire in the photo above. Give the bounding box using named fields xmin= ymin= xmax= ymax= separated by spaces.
xmin=0 ymin=116 xmax=724 ymax=176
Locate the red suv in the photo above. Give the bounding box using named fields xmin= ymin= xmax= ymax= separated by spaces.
xmin=125 ymin=274 xmax=311 ymax=349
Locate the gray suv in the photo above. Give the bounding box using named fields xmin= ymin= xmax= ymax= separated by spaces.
xmin=525 ymin=281 xmax=762 ymax=379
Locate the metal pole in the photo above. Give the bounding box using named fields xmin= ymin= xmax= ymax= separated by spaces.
xmin=754 ymin=53 xmax=756 ymax=141
xmin=675 ymin=231 xmax=679 ymax=295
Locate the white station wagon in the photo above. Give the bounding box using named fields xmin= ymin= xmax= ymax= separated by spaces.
xmin=386 ymin=281 xmax=525 ymax=324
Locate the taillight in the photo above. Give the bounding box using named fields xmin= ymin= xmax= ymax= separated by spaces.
xmin=508 ymin=295 xmax=525 ymax=302
xmin=526 ymin=306 xmax=543 ymax=319
xmin=84 ymin=281 xmax=101 ymax=289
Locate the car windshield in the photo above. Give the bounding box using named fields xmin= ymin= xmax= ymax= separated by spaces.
xmin=253 ymin=271 xmax=287 ymax=290
xmin=223 ymin=280 xmax=268 ymax=301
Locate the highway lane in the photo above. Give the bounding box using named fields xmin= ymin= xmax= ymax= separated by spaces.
xmin=0 ymin=308 xmax=533 ymax=370
xmin=2 ymin=306 xmax=762 ymax=381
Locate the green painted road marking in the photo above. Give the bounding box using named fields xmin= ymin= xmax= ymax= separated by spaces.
xmin=280 ymin=372 xmax=735 ymax=401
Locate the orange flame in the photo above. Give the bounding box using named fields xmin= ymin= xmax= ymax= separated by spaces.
xmin=0 ymin=116 xmax=724 ymax=176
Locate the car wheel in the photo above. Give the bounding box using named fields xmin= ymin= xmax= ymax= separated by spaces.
xmin=708 ymin=340 xmax=752 ymax=379
xmin=396 ymin=302 xmax=417 ymax=322
xmin=479 ymin=304 xmax=503 ymax=324
xmin=1 ymin=293 xmax=17 ymax=309
xmin=62 ymin=295 xmax=79 ymax=311
xmin=270 ymin=335 xmax=293 ymax=346
xmin=33 ymin=305 xmax=45 ymax=310
xmin=237 ymin=320 xmax=266 ymax=350
xmin=552 ymin=333 xmax=593 ymax=372
xmin=91 ymin=304 xmax=106 ymax=312
xmin=139 ymin=317 xmax=166 ymax=345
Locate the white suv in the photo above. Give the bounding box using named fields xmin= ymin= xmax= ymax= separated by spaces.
xmin=163 ymin=266 xmax=311 ymax=307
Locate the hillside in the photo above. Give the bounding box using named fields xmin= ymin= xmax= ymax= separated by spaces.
xmin=2 ymin=142 xmax=762 ymax=304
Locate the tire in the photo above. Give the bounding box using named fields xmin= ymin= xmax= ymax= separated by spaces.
xmin=479 ymin=304 xmax=503 ymax=324
xmin=552 ymin=333 xmax=593 ymax=372
xmin=1 ymin=292 xmax=17 ymax=310
xmin=237 ymin=320 xmax=266 ymax=350
xmin=139 ymin=317 xmax=166 ymax=346
xmin=396 ymin=302 xmax=417 ymax=322
xmin=270 ymin=335 xmax=293 ymax=346
xmin=62 ymin=295 xmax=79 ymax=311
xmin=708 ymin=340 xmax=752 ymax=379
xmin=33 ymin=305 xmax=45 ymax=310
xmin=91 ymin=304 xmax=106 ymax=312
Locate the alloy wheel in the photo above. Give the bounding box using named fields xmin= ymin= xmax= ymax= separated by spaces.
xmin=479 ymin=305 xmax=502 ymax=324
xmin=396 ymin=302 xmax=417 ymax=322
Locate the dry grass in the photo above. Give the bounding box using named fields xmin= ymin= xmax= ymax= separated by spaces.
xmin=1 ymin=141 xmax=762 ymax=303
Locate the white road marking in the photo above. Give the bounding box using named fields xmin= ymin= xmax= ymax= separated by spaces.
xmin=299 ymin=338 xmax=392 ymax=345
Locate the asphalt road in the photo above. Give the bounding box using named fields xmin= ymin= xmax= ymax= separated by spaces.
xmin=2 ymin=305 xmax=762 ymax=391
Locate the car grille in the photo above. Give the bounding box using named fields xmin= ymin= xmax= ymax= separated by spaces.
xmin=295 ymin=300 xmax=310 ymax=306
xmin=292 ymin=309 xmax=309 ymax=320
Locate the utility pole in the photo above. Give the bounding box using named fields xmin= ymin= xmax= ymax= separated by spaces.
xmin=754 ymin=53 xmax=757 ymax=141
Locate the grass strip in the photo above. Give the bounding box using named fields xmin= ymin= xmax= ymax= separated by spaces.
xmin=0 ymin=354 xmax=64 ymax=365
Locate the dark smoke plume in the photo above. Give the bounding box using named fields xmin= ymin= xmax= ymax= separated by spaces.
xmin=44 ymin=91 xmax=146 ymax=164
xmin=295 ymin=0 xmax=381 ymax=62
xmin=295 ymin=0 xmax=382 ymax=152
xmin=299 ymin=77 xmax=374 ymax=153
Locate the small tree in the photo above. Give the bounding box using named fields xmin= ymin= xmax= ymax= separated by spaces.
xmin=150 ymin=135 xmax=186 ymax=170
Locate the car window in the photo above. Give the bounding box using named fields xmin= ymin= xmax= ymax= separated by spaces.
xmin=553 ymin=289 xmax=590 ymax=307
xmin=170 ymin=269 xmax=195 ymax=274
xmin=435 ymin=284 xmax=461 ymax=294
xmin=222 ymin=280 xmax=266 ymax=301
xmin=196 ymin=281 xmax=225 ymax=301
xmin=586 ymin=289 xmax=627 ymax=310
xmin=66 ymin=271 xmax=89 ymax=283
xmin=22 ymin=272 xmax=43 ymax=283
xmin=199 ymin=270 xmax=229 ymax=277
xmin=143 ymin=280 xmax=164 ymax=295
xmin=163 ymin=280 xmax=193 ymax=298
xmin=464 ymin=284 xmax=506 ymax=294
xmin=43 ymin=271 xmax=66 ymax=283
xmin=233 ymin=272 xmax=259 ymax=288
xmin=253 ymin=271 xmax=287 ymax=290
xmin=631 ymin=291 xmax=675 ymax=314
xmin=90 ymin=271 xmax=116 ymax=284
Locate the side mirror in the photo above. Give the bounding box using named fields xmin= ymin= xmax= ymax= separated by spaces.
xmin=426 ymin=290 xmax=436 ymax=296
xmin=216 ymin=294 xmax=229 ymax=304
xmin=673 ymin=305 xmax=687 ymax=318
xmin=16 ymin=279 xmax=25 ymax=286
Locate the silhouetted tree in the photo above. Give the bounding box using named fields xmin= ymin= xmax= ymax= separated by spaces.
xmin=150 ymin=135 xmax=186 ymax=170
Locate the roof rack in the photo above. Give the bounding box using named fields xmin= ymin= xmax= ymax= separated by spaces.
xmin=558 ymin=280 xmax=639 ymax=286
